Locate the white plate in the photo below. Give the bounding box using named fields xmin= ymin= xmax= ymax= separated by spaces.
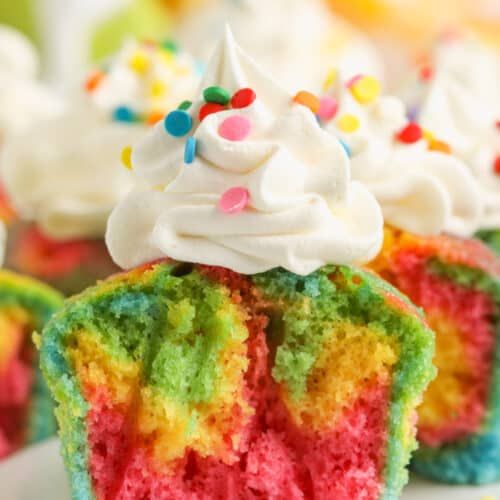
xmin=1 ymin=438 xmax=499 ymax=500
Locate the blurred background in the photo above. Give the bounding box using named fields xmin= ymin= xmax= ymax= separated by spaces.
xmin=1 ymin=0 xmax=499 ymax=91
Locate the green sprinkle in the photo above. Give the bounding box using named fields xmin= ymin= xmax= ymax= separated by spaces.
xmin=203 ymin=86 xmax=231 ymax=105
xmin=178 ymin=100 xmax=192 ymax=111
xmin=162 ymin=39 xmax=178 ymax=53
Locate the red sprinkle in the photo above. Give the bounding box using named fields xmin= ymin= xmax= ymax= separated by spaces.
xmin=199 ymin=102 xmax=226 ymax=122
xmin=396 ymin=122 xmax=423 ymax=144
xmin=495 ymin=120 xmax=500 ymax=130
xmin=419 ymin=65 xmax=434 ymax=81
xmin=493 ymin=155 xmax=500 ymax=175
xmin=231 ymin=88 xmax=256 ymax=109
xmin=345 ymin=74 xmax=363 ymax=88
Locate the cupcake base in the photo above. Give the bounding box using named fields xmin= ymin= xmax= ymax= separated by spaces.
xmin=41 ymin=261 xmax=434 ymax=499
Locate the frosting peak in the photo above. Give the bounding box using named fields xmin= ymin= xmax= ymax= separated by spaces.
xmin=106 ymin=29 xmax=384 ymax=275
xmin=324 ymin=72 xmax=482 ymax=238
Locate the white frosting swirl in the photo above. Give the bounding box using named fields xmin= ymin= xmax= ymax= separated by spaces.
xmin=2 ymin=38 xmax=200 ymax=241
xmin=89 ymin=39 xmax=201 ymax=117
xmin=409 ymin=37 xmax=500 ymax=230
xmin=106 ymin=28 xmax=384 ymax=275
xmin=325 ymin=74 xmax=482 ymax=237
xmin=0 ymin=25 xmax=63 ymax=138
xmin=174 ymin=0 xmax=382 ymax=93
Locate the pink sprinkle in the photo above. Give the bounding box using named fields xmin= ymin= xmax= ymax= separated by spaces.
xmin=218 ymin=115 xmax=251 ymax=141
xmin=317 ymin=97 xmax=339 ymax=121
xmin=219 ymin=187 xmax=249 ymax=214
xmin=345 ymin=74 xmax=363 ymax=88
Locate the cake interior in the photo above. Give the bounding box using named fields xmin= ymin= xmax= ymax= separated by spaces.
xmin=42 ymin=263 xmax=434 ymax=500
xmin=0 ymin=306 xmax=35 ymax=458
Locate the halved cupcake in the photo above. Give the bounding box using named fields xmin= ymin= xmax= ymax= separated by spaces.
xmin=2 ymin=39 xmax=200 ymax=295
xmin=39 ymin=30 xmax=435 ymax=499
xmin=323 ymin=70 xmax=500 ymax=484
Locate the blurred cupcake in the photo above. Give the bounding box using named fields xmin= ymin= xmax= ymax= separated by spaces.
xmin=0 ymin=25 xmax=63 ymax=223
xmin=2 ymin=39 xmax=201 ymax=295
xmin=323 ymin=72 xmax=500 ymax=484
xmin=40 ymin=30 xmax=435 ymax=500
xmin=402 ymin=35 xmax=500 ymax=254
xmin=173 ymin=0 xmax=382 ymax=93
xmin=0 ymin=220 xmax=63 ymax=460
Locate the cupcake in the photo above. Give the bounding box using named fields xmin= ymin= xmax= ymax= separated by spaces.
xmin=0 ymin=220 xmax=63 ymax=460
xmin=323 ymin=71 xmax=500 ymax=484
xmin=40 ymin=29 xmax=435 ymax=499
xmin=2 ymin=39 xmax=200 ymax=295
xmin=402 ymin=34 xmax=500 ymax=254
xmin=0 ymin=25 xmax=63 ymax=223
xmin=173 ymin=0 xmax=382 ymax=93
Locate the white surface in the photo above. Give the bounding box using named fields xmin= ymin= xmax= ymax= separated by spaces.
xmin=1 ymin=437 xmax=500 ymax=500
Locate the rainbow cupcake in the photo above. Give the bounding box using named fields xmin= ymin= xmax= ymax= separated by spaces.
xmin=323 ymin=71 xmax=500 ymax=483
xmin=401 ymin=34 xmax=500 ymax=255
xmin=2 ymin=39 xmax=200 ymax=295
xmin=0 ymin=222 xmax=63 ymax=460
xmin=40 ymin=30 xmax=435 ymax=499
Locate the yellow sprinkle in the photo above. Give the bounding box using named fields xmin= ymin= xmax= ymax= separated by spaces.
xmin=481 ymin=496 xmax=496 ymax=500
xmin=350 ymin=76 xmax=381 ymax=105
xmin=422 ymin=129 xmax=435 ymax=142
xmin=128 ymin=52 xmax=150 ymax=74
xmin=323 ymin=68 xmax=337 ymax=91
xmin=159 ymin=50 xmax=175 ymax=66
xmin=150 ymin=80 xmax=166 ymax=98
xmin=337 ymin=114 xmax=360 ymax=133
xmin=121 ymin=146 xmax=133 ymax=170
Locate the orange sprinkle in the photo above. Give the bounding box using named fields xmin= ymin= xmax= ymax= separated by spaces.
xmin=429 ymin=139 xmax=452 ymax=154
xmin=293 ymin=91 xmax=321 ymax=114
xmin=84 ymin=71 xmax=105 ymax=93
xmin=146 ymin=111 xmax=165 ymax=126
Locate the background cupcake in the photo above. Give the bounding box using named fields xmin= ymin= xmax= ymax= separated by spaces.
xmin=2 ymin=38 xmax=201 ymax=295
xmin=323 ymin=71 xmax=500 ymax=484
xmin=40 ymin=30 xmax=435 ymax=500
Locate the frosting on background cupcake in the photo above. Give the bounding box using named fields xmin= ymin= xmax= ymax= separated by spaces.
xmin=2 ymin=38 xmax=201 ymax=241
xmin=0 ymin=25 xmax=63 ymax=139
xmin=402 ymin=36 xmax=500 ymax=231
xmin=323 ymin=71 xmax=482 ymax=237
xmin=173 ymin=0 xmax=382 ymax=93
xmin=107 ymin=28 xmax=384 ymax=275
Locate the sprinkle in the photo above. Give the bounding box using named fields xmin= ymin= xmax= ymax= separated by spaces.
xmin=419 ymin=65 xmax=434 ymax=81
xmin=219 ymin=187 xmax=250 ymax=214
xmin=146 ymin=111 xmax=165 ymax=126
xmin=184 ymin=137 xmax=197 ymax=164
xmin=337 ymin=114 xmax=360 ymax=133
xmin=293 ymin=91 xmax=321 ymax=114
xmin=496 ymin=120 xmax=500 ymax=130
xmin=158 ymin=50 xmax=174 ymax=66
xmin=396 ymin=122 xmax=423 ymax=144
xmin=84 ymin=70 xmax=105 ymax=93
xmin=349 ymin=75 xmax=381 ymax=105
xmin=422 ymin=129 xmax=435 ymax=142
xmin=128 ymin=52 xmax=150 ymax=74
xmin=339 ymin=140 xmax=352 ymax=157
xmin=162 ymin=39 xmax=178 ymax=53
xmin=164 ymin=110 xmax=192 ymax=137
xmin=113 ymin=106 xmax=136 ymax=123
xmin=317 ymin=97 xmax=338 ymax=121
xmin=429 ymin=139 xmax=452 ymax=154
xmin=121 ymin=146 xmax=133 ymax=169
xmin=231 ymin=88 xmax=256 ymax=109
xmin=407 ymin=106 xmax=420 ymax=122
xmin=345 ymin=74 xmax=363 ymax=88
xmin=199 ymin=102 xmax=226 ymax=122
xmin=204 ymin=86 xmax=231 ymax=105
xmin=178 ymin=100 xmax=192 ymax=111
xmin=219 ymin=115 xmax=252 ymax=141
xmin=323 ymin=69 xmax=337 ymax=91
xmin=494 ymin=155 xmax=500 ymax=175
xmin=150 ymin=80 xmax=166 ymax=98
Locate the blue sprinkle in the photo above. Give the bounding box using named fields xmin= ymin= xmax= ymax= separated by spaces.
xmin=407 ymin=105 xmax=420 ymax=122
xmin=184 ymin=137 xmax=197 ymax=164
xmin=164 ymin=110 xmax=192 ymax=137
xmin=339 ymin=139 xmax=352 ymax=157
xmin=113 ymin=106 xmax=136 ymax=123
